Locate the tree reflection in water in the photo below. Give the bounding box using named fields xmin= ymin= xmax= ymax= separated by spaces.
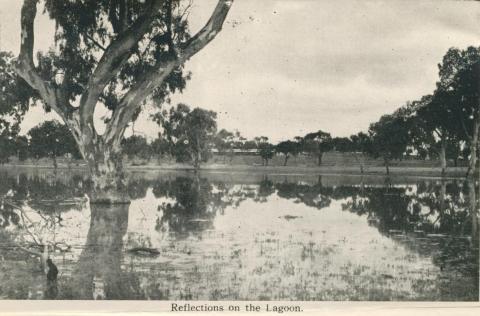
xmin=0 ymin=170 xmax=478 ymax=300
xmin=66 ymin=203 xmax=141 ymax=299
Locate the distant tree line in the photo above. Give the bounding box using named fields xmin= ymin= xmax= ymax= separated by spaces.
xmin=1 ymin=46 xmax=478 ymax=175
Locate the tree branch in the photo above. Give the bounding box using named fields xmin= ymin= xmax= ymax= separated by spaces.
xmin=104 ymin=0 xmax=234 ymax=147
xmin=83 ymin=33 xmax=106 ymax=51
xmin=14 ymin=0 xmax=75 ymax=121
xmin=104 ymin=58 xmax=178 ymax=146
xmin=78 ymin=0 xmax=166 ymax=131
xmin=179 ymin=0 xmax=234 ymax=61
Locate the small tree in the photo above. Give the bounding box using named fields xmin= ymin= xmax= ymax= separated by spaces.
xmin=153 ymin=104 xmax=217 ymax=170
xmin=0 ymin=136 xmax=15 ymax=164
xmin=276 ymin=140 xmax=300 ymax=166
xmin=122 ymin=135 xmax=151 ymax=163
xmin=254 ymin=137 xmax=274 ymax=166
xmin=303 ymin=130 xmax=333 ymax=166
xmin=349 ymin=132 xmax=371 ymax=174
xmin=151 ymin=135 xmax=170 ymax=163
xmin=14 ymin=136 xmax=30 ymax=162
xmin=27 ymin=120 xmax=80 ymax=170
xmin=214 ymin=129 xmax=235 ymax=163
xmin=331 ymin=137 xmax=353 ymax=152
xmin=367 ymin=113 xmax=411 ymax=175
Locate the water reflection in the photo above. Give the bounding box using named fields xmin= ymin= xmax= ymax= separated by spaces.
xmin=0 ymin=170 xmax=478 ymax=300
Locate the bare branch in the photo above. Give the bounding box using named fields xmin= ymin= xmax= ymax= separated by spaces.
xmin=179 ymin=0 xmax=194 ymax=23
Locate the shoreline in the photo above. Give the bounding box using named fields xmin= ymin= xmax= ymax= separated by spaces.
xmin=0 ymin=163 xmax=474 ymax=180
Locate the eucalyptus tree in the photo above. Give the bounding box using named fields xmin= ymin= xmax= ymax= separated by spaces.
xmin=367 ymin=112 xmax=411 ymax=175
xmin=121 ymin=135 xmax=152 ymax=162
xmin=150 ymin=135 xmax=170 ymax=162
xmin=349 ymin=132 xmax=371 ymax=174
xmin=254 ymin=136 xmax=275 ymax=166
xmin=214 ymin=129 xmax=242 ymax=163
xmin=27 ymin=120 xmax=81 ymax=170
xmin=303 ymin=130 xmax=333 ymax=166
xmin=276 ymin=140 xmax=300 ymax=166
xmin=153 ymin=104 xmax=217 ymax=169
xmin=12 ymin=0 xmax=234 ymax=203
xmin=434 ymin=47 xmax=480 ymax=177
xmin=447 ymin=58 xmax=480 ymax=177
xmin=407 ymin=94 xmax=458 ymax=175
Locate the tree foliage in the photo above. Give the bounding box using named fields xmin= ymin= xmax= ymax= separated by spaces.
xmin=153 ymin=104 xmax=217 ymax=169
xmin=27 ymin=120 xmax=81 ymax=168
xmin=254 ymin=137 xmax=274 ymax=166
xmin=303 ymin=130 xmax=333 ymax=165
xmin=122 ymin=135 xmax=152 ymax=161
xmin=367 ymin=113 xmax=411 ymax=174
xmin=276 ymin=140 xmax=301 ymax=166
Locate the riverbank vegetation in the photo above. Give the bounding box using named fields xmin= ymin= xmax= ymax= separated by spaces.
xmin=2 ymin=47 xmax=478 ymax=177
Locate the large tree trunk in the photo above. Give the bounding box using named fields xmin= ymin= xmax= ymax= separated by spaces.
xmin=317 ymin=152 xmax=323 ymax=166
xmin=83 ymin=141 xmax=129 ymax=204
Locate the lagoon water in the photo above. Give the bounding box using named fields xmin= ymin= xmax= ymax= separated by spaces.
xmin=0 ymin=168 xmax=478 ymax=300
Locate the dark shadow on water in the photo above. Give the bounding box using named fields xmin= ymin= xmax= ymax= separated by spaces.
xmin=67 ymin=204 xmax=133 ymax=300
xmin=44 ymin=258 xmax=58 ymax=299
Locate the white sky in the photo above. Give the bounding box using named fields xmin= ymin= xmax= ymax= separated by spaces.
xmin=1 ymin=0 xmax=479 ymax=142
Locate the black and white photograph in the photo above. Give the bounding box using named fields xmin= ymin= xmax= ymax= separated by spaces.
xmin=0 ymin=0 xmax=479 ymax=307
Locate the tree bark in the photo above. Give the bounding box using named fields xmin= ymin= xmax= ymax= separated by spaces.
xmin=83 ymin=140 xmax=129 ymax=204
xmin=317 ymin=153 xmax=323 ymax=166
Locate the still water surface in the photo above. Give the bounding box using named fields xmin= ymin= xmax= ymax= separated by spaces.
xmin=0 ymin=169 xmax=478 ymax=300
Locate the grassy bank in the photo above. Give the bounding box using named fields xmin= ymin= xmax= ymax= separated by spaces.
xmin=1 ymin=151 xmax=475 ymax=179
xmin=1 ymin=161 xmax=473 ymax=180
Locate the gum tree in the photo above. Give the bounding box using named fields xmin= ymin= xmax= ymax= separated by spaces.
xmin=276 ymin=140 xmax=300 ymax=166
xmin=28 ymin=120 xmax=81 ymax=170
xmin=303 ymin=130 xmax=333 ymax=166
xmin=367 ymin=112 xmax=411 ymax=175
xmin=153 ymin=104 xmax=217 ymax=170
xmin=13 ymin=0 xmax=234 ymax=203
